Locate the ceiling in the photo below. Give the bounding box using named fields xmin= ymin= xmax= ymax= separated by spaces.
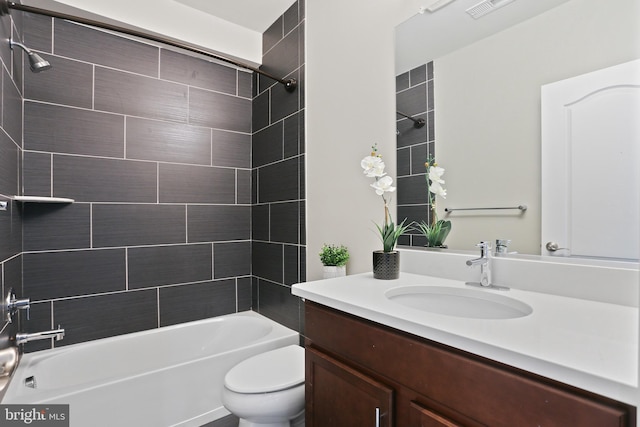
xmin=172 ymin=0 xmax=298 ymax=32
xmin=395 ymin=0 xmax=570 ymax=74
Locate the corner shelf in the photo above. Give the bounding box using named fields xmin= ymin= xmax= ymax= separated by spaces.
xmin=12 ymin=196 xmax=75 ymax=203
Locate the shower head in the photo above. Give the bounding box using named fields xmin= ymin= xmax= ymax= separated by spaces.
xmin=9 ymin=38 xmax=52 ymax=73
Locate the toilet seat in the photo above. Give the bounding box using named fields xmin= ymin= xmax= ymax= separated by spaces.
xmin=224 ymin=345 xmax=305 ymax=393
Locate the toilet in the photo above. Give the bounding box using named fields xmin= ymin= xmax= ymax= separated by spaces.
xmin=222 ymin=344 xmax=305 ymax=427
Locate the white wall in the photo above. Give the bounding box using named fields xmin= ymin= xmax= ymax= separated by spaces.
xmin=304 ymin=0 xmax=420 ymax=280
xmin=434 ymin=0 xmax=640 ymax=255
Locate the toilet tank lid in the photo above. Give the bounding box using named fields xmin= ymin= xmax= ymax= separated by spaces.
xmin=224 ymin=345 xmax=305 ymax=393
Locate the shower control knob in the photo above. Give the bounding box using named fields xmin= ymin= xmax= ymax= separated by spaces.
xmin=5 ymin=289 xmax=30 ymax=322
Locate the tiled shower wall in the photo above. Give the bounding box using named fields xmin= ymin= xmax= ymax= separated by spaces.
xmin=0 ymin=12 xmax=23 ymax=345
xmin=396 ymin=62 xmax=435 ymax=247
xmin=17 ymin=13 xmax=253 ymax=352
xmin=251 ymin=0 xmax=306 ymax=333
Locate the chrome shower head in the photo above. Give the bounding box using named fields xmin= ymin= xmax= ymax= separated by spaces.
xmin=9 ymin=38 xmax=52 ymax=73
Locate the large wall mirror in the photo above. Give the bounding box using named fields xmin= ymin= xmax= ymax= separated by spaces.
xmin=395 ymin=0 xmax=640 ymax=260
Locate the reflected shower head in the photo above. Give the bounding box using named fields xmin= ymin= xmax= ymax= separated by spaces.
xmin=9 ymin=38 xmax=52 ymax=73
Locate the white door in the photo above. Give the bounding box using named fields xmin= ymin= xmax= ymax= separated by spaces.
xmin=541 ymin=59 xmax=640 ymax=260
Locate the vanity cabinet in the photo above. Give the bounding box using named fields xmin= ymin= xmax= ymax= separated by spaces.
xmin=304 ymin=302 xmax=635 ymax=427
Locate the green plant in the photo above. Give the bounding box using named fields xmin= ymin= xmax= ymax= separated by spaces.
xmin=319 ymin=244 xmax=350 ymax=266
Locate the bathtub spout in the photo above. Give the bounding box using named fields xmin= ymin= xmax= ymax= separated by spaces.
xmin=16 ymin=327 xmax=65 ymax=345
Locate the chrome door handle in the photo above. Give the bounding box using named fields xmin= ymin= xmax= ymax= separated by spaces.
xmin=375 ymin=407 xmax=380 ymax=427
xmin=545 ymin=242 xmax=568 ymax=252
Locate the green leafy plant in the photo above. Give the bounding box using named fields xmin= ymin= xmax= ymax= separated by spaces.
xmin=361 ymin=144 xmax=411 ymax=252
xmin=319 ymin=244 xmax=350 ymax=266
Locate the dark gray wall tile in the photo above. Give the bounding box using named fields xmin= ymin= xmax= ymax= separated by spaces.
xmin=270 ymin=202 xmax=299 ymax=244
xmin=159 ymin=163 xmax=235 ymax=204
xmin=25 ymin=102 xmax=125 ymax=157
xmin=23 ymin=203 xmax=90 ymax=251
xmin=24 ymin=13 xmax=52 ymax=53
xmin=252 ymin=204 xmax=269 ymax=241
xmin=187 ymin=205 xmax=250 ymax=242
xmin=126 ymin=117 xmax=211 ymax=165
xmin=23 ymin=151 xmax=51 ymax=197
xmin=410 ymin=64 xmax=426 ymax=86
xmin=0 ymin=132 xmax=18 ymax=196
xmin=284 ymin=113 xmax=300 ymax=158
xmin=95 ymin=67 xmax=188 ymax=122
xmin=21 ymin=302 xmax=51 ymax=353
xmin=252 ymin=242 xmax=282 ymax=283
xmin=284 ymin=1 xmax=300 ymax=34
xmin=54 ymin=19 xmax=159 ymax=77
xmin=396 ymin=72 xmax=409 ymax=92
xmin=252 ymin=90 xmax=270 ymax=131
xmin=189 ymin=88 xmax=251 ymax=132
xmin=211 ymin=129 xmax=251 ymax=168
xmin=23 ymin=249 xmax=126 ymax=300
xmin=397 ymin=175 xmax=430 ymax=205
xmin=255 ymin=280 xmax=300 ymax=332
xmin=93 ymin=204 xmax=186 ymax=247
xmin=258 ymin=157 xmax=299 ymax=203
xmin=25 ymin=56 xmax=93 ymax=108
xmin=411 ymin=143 xmax=433 ymax=175
xmin=283 ymin=245 xmax=299 ymax=285
xmin=261 ymin=27 xmax=299 ymax=83
xmin=214 ymin=242 xmax=251 ymax=279
xmin=0 ymin=14 xmax=13 ymax=70
xmin=128 ymin=244 xmax=212 ymax=289
xmin=237 ymin=169 xmax=251 ymax=204
xmin=54 ymin=290 xmax=158 ymax=346
xmin=160 ymin=49 xmax=237 ymax=95
xmin=397 ymin=114 xmax=428 ymax=148
xmin=3 ymin=67 xmax=22 ymax=145
xmin=53 ymin=155 xmax=157 ymax=202
xmin=397 ymin=147 xmax=411 ymax=177
xmin=263 ymin=17 xmax=283 ymax=55
xmin=253 ymin=121 xmax=283 ymax=168
xmin=237 ymin=277 xmax=252 ymax=311
xmin=0 ymin=201 xmax=20 ymax=262
xmin=271 ymin=70 xmax=299 ymax=123
xmin=237 ymin=71 xmax=252 ymax=99
xmin=159 ymin=280 xmax=236 ymax=327
xmin=397 ymin=83 xmax=427 ymax=117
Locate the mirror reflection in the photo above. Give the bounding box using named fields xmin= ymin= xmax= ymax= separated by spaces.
xmin=395 ymin=0 xmax=640 ymax=259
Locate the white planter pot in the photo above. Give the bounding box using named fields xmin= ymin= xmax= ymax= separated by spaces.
xmin=322 ymin=265 xmax=346 ymax=279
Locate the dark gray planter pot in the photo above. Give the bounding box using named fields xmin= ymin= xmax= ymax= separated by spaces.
xmin=372 ymin=250 xmax=399 ymax=280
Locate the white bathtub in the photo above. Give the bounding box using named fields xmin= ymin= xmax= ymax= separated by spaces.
xmin=2 ymin=311 xmax=299 ymax=427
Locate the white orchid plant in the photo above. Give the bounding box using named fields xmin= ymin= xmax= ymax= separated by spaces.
xmin=361 ymin=144 xmax=410 ymax=253
xmin=413 ymin=156 xmax=451 ymax=247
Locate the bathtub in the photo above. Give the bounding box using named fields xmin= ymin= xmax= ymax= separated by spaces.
xmin=2 ymin=311 xmax=299 ymax=427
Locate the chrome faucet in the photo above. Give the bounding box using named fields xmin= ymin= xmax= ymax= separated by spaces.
xmin=466 ymin=241 xmax=492 ymax=286
xmin=466 ymin=242 xmax=509 ymax=291
xmin=16 ymin=327 xmax=65 ymax=345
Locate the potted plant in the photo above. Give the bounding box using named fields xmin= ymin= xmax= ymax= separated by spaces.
xmin=319 ymin=244 xmax=350 ymax=279
xmin=414 ymin=156 xmax=451 ymax=247
xmin=361 ymin=144 xmax=411 ymax=279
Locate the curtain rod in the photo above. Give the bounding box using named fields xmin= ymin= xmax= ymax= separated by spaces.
xmin=396 ymin=111 xmax=425 ymax=128
xmin=0 ymin=0 xmax=297 ymax=92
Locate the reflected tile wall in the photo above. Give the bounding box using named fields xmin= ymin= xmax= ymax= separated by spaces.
xmin=396 ymin=62 xmax=436 ymax=247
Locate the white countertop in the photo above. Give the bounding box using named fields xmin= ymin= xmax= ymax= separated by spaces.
xmin=292 ymin=272 xmax=638 ymax=406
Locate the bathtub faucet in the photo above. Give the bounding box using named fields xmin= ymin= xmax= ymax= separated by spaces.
xmin=16 ymin=327 xmax=65 ymax=345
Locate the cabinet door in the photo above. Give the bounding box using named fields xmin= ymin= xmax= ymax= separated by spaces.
xmin=306 ymin=346 xmax=393 ymax=427
xmin=409 ymin=401 xmax=465 ymax=427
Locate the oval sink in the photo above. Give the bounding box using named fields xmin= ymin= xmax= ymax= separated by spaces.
xmin=385 ymin=286 xmax=533 ymax=319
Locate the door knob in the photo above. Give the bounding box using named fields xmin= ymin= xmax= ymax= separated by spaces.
xmin=545 ymin=242 xmax=568 ymax=252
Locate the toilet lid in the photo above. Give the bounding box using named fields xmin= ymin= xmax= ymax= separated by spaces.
xmin=224 ymin=345 xmax=305 ymax=393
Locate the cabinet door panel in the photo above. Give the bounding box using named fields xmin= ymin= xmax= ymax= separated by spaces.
xmin=409 ymin=401 xmax=464 ymax=427
xmin=306 ymin=346 xmax=393 ymax=427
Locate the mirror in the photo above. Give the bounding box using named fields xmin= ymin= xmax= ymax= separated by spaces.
xmin=395 ymin=0 xmax=640 ymax=258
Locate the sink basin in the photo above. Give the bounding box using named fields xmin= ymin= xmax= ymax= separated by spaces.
xmin=385 ymin=286 xmax=533 ymax=319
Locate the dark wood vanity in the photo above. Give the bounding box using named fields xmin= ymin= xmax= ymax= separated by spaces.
xmin=304 ymin=301 xmax=636 ymax=426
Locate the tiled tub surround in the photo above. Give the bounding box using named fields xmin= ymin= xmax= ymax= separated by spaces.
xmin=396 ymin=62 xmax=436 ymax=247
xmin=19 ymin=13 xmax=255 ymax=352
xmin=0 ymin=11 xmax=23 ymax=344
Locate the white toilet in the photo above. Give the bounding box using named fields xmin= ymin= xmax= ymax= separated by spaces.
xmin=222 ymin=344 xmax=305 ymax=427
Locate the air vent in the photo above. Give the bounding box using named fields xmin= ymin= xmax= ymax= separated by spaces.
xmin=466 ymin=0 xmax=516 ymax=19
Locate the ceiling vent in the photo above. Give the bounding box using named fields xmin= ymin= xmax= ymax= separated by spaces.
xmin=466 ymin=0 xmax=516 ymax=19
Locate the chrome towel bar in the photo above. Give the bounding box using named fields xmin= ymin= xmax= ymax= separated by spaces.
xmin=444 ymin=205 xmax=527 ymax=212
